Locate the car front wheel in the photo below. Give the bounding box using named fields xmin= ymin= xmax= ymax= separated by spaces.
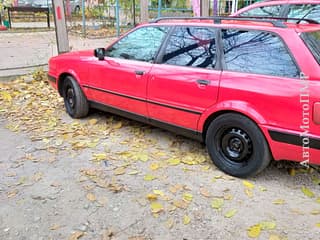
xmin=63 ymin=76 xmax=89 ymax=118
xmin=206 ymin=113 xmax=271 ymax=178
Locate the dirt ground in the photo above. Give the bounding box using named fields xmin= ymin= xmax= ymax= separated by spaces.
xmin=0 ymin=75 xmax=320 ymax=240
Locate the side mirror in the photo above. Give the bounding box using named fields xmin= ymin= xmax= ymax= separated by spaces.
xmin=94 ymin=48 xmax=105 ymax=61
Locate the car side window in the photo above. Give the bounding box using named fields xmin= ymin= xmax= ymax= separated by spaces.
xmin=105 ymin=26 xmax=168 ymax=62
xmin=288 ymin=4 xmax=320 ymax=22
xmin=222 ymin=29 xmax=299 ymax=78
xmin=162 ymin=27 xmax=217 ymax=69
xmin=239 ymin=5 xmax=282 ymax=17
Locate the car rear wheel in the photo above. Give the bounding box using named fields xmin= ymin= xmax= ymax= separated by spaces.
xmin=63 ymin=76 xmax=89 ymax=118
xmin=206 ymin=113 xmax=271 ymax=178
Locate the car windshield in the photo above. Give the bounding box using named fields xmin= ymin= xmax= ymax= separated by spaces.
xmin=301 ymin=30 xmax=320 ymax=65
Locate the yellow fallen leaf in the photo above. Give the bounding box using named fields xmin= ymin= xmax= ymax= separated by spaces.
xmin=260 ymin=221 xmax=276 ymax=230
xmin=202 ymin=165 xmax=210 ymax=171
xmin=137 ymin=153 xmax=149 ymax=162
xmin=113 ymin=122 xmax=122 ymax=129
xmin=150 ymin=202 xmax=164 ymax=213
xmin=247 ymin=224 xmax=261 ymax=238
xmin=183 ymin=193 xmax=193 ymax=202
xmin=259 ymin=186 xmax=267 ymax=192
xmin=32 ymin=172 xmax=43 ymax=182
xmin=312 ymin=176 xmax=320 ymax=185
xmin=166 ymin=218 xmax=174 ymax=229
xmin=200 ymin=188 xmax=211 ymax=198
xmin=183 ymin=215 xmax=191 ymax=225
xmin=269 ymin=234 xmax=281 ymax=240
xmin=245 ymin=188 xmax=253 ymax=198
xmin=69 ymin=231 xmax=84 ymax=240
xmin=114 ymin=167 xmax=126 ymax=175
xmin=81 ymin=168 xmax=98 ymax=177
xmin=288 ymin=168 xmax=296 ymax=176
xmin=211 ymin=198 xmax=224 ymax=210
xmin=224 ymin=194 xmax=233 ymax=201
xmin=92 ymin=153 xmax=107 ymax=161
xmin=0 ymin=91 xmax=12 ymax=102
xmin=167 ymin=158 xmax=180 ymax=166
xmin=50 ymin=224 xmax=61 ymax=230
xmin=86 ymin=193 xmax=96 ymax=202
xmin=144 ymin=174 xmax=157 ymax=181
xmin=301 ymin=186 xmax=315 ymax=198
xmin=317 ymin=197 xmax=320 ymax=204
xmin=243 ymin=180 xmax=255 ymax=189
xmin=88 ymin=118 xmax=98 ymax=125
xmin=7 ymin=189 xmax=18 ymax=198
xmin=146 ymin=194 xmax=158 ymax=201
xmin=173 ymin=200 xmax=189 ymax=209
xmin=150 ymin=162 xmax=160 ymax=171
xmin=224 ymin=209 xmax=237 ymax=218
xmin=128 ymin=170 xmax=139 ymax=175
xmin=153 ymin=190 xmax=165 ymax=196
xmin=311 ymin=210 xmax=320 ymax=215
xmin=272 ymin=199 xmax=285 ymax=205
xmin=316 ymin=223 xmax=320 ymax=228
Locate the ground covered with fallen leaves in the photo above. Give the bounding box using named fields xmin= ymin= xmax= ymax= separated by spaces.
xmin=0 ymin=73 xmax=320 ymax=240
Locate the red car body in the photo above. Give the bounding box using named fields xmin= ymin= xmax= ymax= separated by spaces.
xmin=48 ymin=18 xmax=320 ymax=177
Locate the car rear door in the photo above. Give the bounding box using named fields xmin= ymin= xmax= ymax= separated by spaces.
xmin=147 ymin=26 xmax=221 ymax=132
xmin=84 ymin=26 xmax=169 ymax=116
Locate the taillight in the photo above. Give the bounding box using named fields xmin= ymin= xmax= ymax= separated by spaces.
xmin=314 ymin=102 xmax=320 ymax=125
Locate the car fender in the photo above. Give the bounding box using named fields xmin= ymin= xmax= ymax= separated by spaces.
xmin=198 ymin=100 xmax=268 ymax=133
xmin=56 ymin=68 xmax=84 ymax=96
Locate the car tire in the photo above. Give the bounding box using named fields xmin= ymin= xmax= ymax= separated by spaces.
xmin=205 ymin=113 xmax=271 ymax=178
xmin=63 ymin=76 xmax=89 ymax=118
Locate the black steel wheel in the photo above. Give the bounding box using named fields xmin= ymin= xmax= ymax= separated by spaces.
xmin=63 ymin=76 xmax=89 ymax=118
xmin=206 ymin=113 xmax=271 ymax=178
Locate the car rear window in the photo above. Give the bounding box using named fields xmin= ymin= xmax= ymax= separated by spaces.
xmin=301 ymin=31 xmax=320 ymax=65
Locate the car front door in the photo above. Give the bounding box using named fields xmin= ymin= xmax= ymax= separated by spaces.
xmin=84 ymin=26 xmax=169 ymax=116
xmin=147 ymin=26 xmax=221 ymax=133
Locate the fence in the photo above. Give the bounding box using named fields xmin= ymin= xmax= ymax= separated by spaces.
xmin=1 ymin=0 xmax=260 ymax=37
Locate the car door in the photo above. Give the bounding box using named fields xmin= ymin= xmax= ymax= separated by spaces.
xmin=84 ymin=26 xmax=169 ymax=116
xmin=147 ymin=26 xmax=221 ymax=132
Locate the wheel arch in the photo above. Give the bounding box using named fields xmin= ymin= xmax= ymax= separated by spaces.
xmin=200 ymin=102 xmax=268 ymax=142
xmin=57 ymin=71 xmax=80 ymax=97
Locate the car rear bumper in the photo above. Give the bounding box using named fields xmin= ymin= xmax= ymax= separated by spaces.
xmin=261 ymin=125 xmax=320 ymax=165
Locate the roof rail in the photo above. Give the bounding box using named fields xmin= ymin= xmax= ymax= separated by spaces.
xmin=232 ymin=16 xmax=319 ymax=24
xmin=151 ymin=16 xmax=288 ymax=28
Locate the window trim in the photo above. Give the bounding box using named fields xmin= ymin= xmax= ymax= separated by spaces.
xmin=301 ymin=31 xmax=320 ymax=65
xmin=219 ymin=27 xmax=301 ymax=79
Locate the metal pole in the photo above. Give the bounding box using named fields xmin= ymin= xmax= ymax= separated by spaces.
xmin=213 ymin=0 xmax=218 ymax=16
xmin=158 ymin=0 xmax=161 ymax=18
xmin=81 ymin=0 xmax=86 ymax=36
xmin=116 ymin=0 xmax=120 ymax=37
xmin=53 ymin=0 xmax=70 ymax=53
xmin=133 ymin=0 xmax=136 ymax=26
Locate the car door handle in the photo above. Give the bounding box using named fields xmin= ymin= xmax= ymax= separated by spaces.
xmin=135 ymin=70 xmax=145 ymax=76
xmin=196 ymin=79 xmax=210 ymax=85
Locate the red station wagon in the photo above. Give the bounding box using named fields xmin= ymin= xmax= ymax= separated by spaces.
xmin=48 ymin=17 xmax=320 ymax=178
